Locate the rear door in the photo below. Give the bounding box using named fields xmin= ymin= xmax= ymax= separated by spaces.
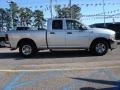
xmin=47 ymin=20 xmax=66 ymax=48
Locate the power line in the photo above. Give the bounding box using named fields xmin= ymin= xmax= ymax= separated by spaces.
xmin=82 ymin=9 xmax=120 ymax=17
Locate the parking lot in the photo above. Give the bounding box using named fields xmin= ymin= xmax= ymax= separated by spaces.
xmin=0 ymin=44 xmax=120 ymax=90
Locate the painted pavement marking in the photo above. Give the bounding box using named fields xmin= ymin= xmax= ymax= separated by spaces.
xmin=3 ymin=71 xmax=65 ymax=90
xmin=1 ymin=65 xmax=120 ymax=90
xmin=0 ymin=65 xmax=120 ymax=72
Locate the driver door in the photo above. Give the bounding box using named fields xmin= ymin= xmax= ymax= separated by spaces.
xmin=66 ymin=20 xmax=90 ymax=48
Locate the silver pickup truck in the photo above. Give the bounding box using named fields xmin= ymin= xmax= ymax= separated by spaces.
xmin=4 ymin=18 xmax=117 ymax=57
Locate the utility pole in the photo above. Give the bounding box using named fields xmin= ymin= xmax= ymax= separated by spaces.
xmin=50 ymin=0 xmax=53 ymax=18
xmin=113 ymin=16 xmax=115 ymax=24
xmin=70 ymin=0 xmax=72 ymax=19
xmin=103 ymin=0 xmax=106 ymax=27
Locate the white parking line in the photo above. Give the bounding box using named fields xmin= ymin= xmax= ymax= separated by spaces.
xmin=22 ymin=60 xmax=120 ymax=67
xmin=0 ymin=65 xmax=119 ymax=72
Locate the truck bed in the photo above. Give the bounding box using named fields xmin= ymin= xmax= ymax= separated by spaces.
xmin=7 ymin=30 xmax=48 ymax=49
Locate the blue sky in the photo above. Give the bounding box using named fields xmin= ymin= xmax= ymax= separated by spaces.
xmin=0 ymin=0 xmax=120 ymax=25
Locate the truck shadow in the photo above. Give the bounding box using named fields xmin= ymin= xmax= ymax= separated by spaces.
xmin=71 ymin=77 xmax=120 ymax=90
xmin=36 ymin=50 xmax=94 ymax=58
xmin=0 ymin=50 xmax=96 ymax=60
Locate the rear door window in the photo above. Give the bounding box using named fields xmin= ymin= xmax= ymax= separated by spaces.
xmin=52 ymin=20 xmax=63 ymax=30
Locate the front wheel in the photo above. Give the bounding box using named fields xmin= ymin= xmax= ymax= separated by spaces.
xmin=19 ymin=42 xmax=37 ymax=57
xmin=90 ymin=40 xmax=109 ymax=56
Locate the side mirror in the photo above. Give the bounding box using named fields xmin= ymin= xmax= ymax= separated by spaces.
xmin=79 ymin=25 xmax=87 ymax=31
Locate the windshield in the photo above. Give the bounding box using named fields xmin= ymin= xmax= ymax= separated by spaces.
xmin=83 ymin=24 xmax=91 ymax=29
xmin=80 ymin=22 xmax=91 ymax=30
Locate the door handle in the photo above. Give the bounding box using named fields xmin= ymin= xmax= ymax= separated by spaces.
xmin=50 ymin=32 xmax=55 ymax=34
xmin=67 ymin=32 xmax=72 ymax=34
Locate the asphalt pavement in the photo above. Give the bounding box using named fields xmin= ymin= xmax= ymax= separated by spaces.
xmin=0 ymin=45 xmax=120 ymax=90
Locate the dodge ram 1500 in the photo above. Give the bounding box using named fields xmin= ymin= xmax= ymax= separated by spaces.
xmin=4 ymin=18 xmax=117 ymax=57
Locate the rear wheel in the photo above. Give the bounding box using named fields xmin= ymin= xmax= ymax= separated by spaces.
xmin=19 ymin=42 xmax=37 ymax=57
xmin=90 ymin=40 xmax=109 ymax=56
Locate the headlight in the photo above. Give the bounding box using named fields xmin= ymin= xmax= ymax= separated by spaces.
xmin=109 ymin=34 xmax=115 ymax=40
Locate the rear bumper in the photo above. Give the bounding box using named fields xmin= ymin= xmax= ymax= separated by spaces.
xmin=109 ymin=39 xmax=117 ymax=50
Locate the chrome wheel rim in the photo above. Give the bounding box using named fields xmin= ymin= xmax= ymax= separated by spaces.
xmin=22 ymin=45 xmax=32 ymax=55
xmin=95 ymin=43 xmax=106 ymax=54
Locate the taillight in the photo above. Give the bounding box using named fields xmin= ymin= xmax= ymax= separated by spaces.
xmin=5 ymin=34 xmax=9 ymax=41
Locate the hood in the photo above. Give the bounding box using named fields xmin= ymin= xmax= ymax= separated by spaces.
xmin=90 ymin=28 xmax=115 ymax=35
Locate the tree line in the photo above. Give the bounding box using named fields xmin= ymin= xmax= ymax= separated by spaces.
xmin=0 ymin=1 xmax=81 ymax=31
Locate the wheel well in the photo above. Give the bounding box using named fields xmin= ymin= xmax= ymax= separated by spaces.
xmin=90 ymin=38 xmax=110 ymax=49
xmin=0 ymin=37 xmax=5 ymax=41
xmin=17 ymin=38 xmax=37 ymax=48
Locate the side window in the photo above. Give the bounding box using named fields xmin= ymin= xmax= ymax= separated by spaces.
xmin=52 ymin=20 xmax=63 ymax=30
xmin=66 ymin=20 xmax=81 ymax=30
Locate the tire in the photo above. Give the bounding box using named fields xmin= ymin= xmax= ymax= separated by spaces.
xmin=19 ymin=42 xmax=37 ymax=57
xmin=90 ymin=40 xmax=109 ymax=56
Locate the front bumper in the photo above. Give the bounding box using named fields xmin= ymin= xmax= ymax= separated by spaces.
xmin=109 ymin=39 xmax=117 ymax=50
